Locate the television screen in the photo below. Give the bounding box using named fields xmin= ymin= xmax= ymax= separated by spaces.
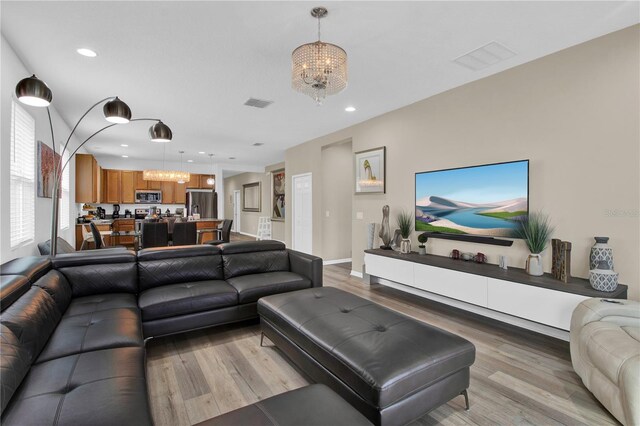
xmin=415 ymin=160 xmax=529 ymax=238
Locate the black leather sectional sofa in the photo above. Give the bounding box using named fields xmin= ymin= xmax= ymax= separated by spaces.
xmin=0 ymin=241 xmax=322 ymax=425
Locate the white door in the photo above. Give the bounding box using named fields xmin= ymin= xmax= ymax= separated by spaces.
xmin=292 ymin=173 xmax=312 ymax=254
xmin=233 ymin=190 xmax=241 ymax=232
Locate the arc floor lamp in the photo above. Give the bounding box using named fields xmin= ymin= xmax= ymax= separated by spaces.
xmin=14 ymin=74 xmax=174 ymax=256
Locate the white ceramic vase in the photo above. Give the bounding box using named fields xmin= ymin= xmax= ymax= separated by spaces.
xmin=418 ymin=246 xmax=426 ymax=255
xmin=400 ymin=238 xmax=411 ymax=254
xmin=526 ymin=253 xmax=544 ymax=276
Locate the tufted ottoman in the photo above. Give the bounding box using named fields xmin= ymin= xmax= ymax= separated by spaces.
xmin=258 ymin=287 xmax=476 ymax=426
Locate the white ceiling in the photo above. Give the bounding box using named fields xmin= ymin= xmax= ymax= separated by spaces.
xmin=2 ymin=1 xmax=638 ymax=171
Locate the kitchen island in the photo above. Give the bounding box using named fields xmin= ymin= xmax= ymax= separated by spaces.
xmin=75 ymin=218 xmax=223 ymax=250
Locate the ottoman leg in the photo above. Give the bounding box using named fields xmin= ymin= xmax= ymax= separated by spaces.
xmin=461 ymin=389 xmax=470 ymax=411
xmin=260 ymin=332 xmax=266 ymax=347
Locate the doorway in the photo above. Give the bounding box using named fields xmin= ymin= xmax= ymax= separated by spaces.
xmin=233 ymin=190 xmax=241 ymax=233
xmin=292 ymin=173 xmax=312 ymax=254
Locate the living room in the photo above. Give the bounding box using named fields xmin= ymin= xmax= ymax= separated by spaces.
xmin=1 ymin=2 xmax=639 ymax=426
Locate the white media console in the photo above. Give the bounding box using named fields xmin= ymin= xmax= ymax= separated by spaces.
xmin=364 ymin=250 xmax=627 ymax=341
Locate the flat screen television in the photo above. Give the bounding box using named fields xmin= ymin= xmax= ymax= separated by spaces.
xmin=415 ymin=160 xmax=529 ymax=238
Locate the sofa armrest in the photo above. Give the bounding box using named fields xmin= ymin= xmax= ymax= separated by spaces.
xmin=288 ymin=250 xmax=323 ymax=288
xmin=571 ymin=298 xmax=640 ymax=333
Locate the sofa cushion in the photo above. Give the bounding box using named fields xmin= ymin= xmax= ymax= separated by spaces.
xmin=218 ymin=240 xmax=285 ymax=254
xmin=2 ymin=347 xmax=152 ymax=426
xmin=223 ymin=251 xmax=290 ymax=279
xmin=258 ymin=287 xmax=476 ymax=409
xmin=0 ymin=276 xmax=30 ymax=312
xmin=36 ymin=308 xmax=143 ymax=363
xmin=0 ymin=287 xmax=61 ymax=365
xmin=198 ymin=384 xmax=373 ymax=426
xmin=139 ymin=280 xmax=237 ymax=321
xmin=582 ymin=321 xmax=640 ymax=385
xmin=137 ymin=245 xmax=224 ymax=291
xmin=52 ymin=251 xmax=138 ymax=297
xmin=226 ymin=272 xmax=311 ymax=304
xmin=0 ymin=256 xmax=51 ymax=284
xmin=0 ymin=325 xmax=31 ymax=414
xmin=65 ymin=293 xmax=138 ymax=317
xmin=32 ymin=270 xmax=73 ymax=316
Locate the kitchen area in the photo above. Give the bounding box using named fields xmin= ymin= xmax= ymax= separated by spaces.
xmin=75 ymin=153 xmax=222 ymax=250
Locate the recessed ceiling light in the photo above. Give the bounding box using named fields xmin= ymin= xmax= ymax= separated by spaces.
xmin=121 ymin=155 xmax=128 ymax=158
xmin=120 ymin=144 xmax=128 ymax=147
xmin=187 ymin=160 xmax=194 ymax=163
xmin=345 ymin=106 xmax=356 ymax=112
xmin=77 ymin=48 xmax=97 ymax=58
xmin=198 ymin=151 xmax=205 ymax=154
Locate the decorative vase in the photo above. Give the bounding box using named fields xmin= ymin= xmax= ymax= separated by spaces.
xmin=379 ymin=205 xmax=391 ymax=249
xmin=589 ymin=260 xmax=618 ymax=292
xmin=400 ymin=238 xmax=411 ymax=254
xmin=418 ymin=246 xmax=426 ymax=255
xmin=525 ymin=253 xmax=544 ymax=276
xmin=590 ymin=237 xmax=614 ymax=270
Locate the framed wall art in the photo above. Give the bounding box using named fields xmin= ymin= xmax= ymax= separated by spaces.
xmin=37 ymin=140 xmax=61 ymax=198
xmin=271 ymin=169 xmax=285 ymax=221
xmin=243 ymin=182 xmax=261 ymax=212
xmin=355 ymin=146 xmax=385 ymax=194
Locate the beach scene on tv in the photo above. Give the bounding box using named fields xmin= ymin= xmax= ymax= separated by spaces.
xmin=415 ymin=161 xmax=529 ymax=237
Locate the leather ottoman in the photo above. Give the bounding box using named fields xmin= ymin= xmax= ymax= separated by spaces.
xmin=197 ymin=384 xmax=372 ymax=426
xmin=258 ymin=287 xmax=476 ymax=426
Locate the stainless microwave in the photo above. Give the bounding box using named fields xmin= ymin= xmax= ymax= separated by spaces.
xmin=135 ymin=190 xmax=162 ymax=204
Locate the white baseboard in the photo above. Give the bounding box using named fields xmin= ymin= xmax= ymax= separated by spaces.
xmin=350 ymin=270 xmax=364 ymax=279
xmin=323 ymin=258 xmax=352 ymax=265
xmin=238 ymin=231 xmax=257 ymax=238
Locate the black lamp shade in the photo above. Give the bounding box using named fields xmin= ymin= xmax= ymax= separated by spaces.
xmin=15 ymin=75 xmax=52 ymax=107
xmin=103 ymin=97 xmax=132 ymax=123
xmin=149 ymin=121 xmax=172 ymax=142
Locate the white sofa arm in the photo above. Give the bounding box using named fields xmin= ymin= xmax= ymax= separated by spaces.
xmin=571 ymin=298 xmax=640 ymax=332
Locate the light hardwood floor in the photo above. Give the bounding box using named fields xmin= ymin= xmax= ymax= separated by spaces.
xmin=146 ymin=259 xmax=617 ymax=425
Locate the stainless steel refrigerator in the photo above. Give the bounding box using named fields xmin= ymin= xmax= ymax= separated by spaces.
xmin=186 ymin=189 xmax=218 ymax=218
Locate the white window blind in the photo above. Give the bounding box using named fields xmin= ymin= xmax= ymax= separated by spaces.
xmin=60 ymin=147 xmax=70 ymax=230
xmin=10 ymin=101 xmax=36 ymax=248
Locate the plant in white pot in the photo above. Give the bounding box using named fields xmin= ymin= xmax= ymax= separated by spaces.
xmin=513 ymin=212 xmax=555 ymax=276
xmin=396 ymin=210 xmax=413 ymax=254
xmin=417 ymin=233 xmax=428 ymax=255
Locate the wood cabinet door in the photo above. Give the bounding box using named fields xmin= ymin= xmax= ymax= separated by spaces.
xmin=200 ymin=174 xmax=215 ymax=190
xmin=75 ymin=154 xmax=93 ymax=203
xmin=175 ymin=181 xmax=187 ymax=204
xmin=135 ymin=171 xmax=148 ymax=190
xmin=95 ymin=164 xmax=103 ymax=203
xmin=148 ymin=180 xmax=162 ymax=190
xmin=186 ymin=174 xmax=200 ymax=189
xmin=104 ymin=170 xmax=122 ymax=203
xmin=121 ymin=171 xmax=135 ymax=203
xmin=161 ymin=181 xmax=175 ymax=204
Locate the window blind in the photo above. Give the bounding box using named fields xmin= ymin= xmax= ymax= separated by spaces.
xmin=10 ymin=101 xmax=36 ymax=247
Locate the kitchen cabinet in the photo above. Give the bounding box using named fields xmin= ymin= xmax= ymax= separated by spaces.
xmin=135 ymin=171 xmax=148 ymax=190
xmin=147 ymin=180 xmax=162 ymax=190
xmin=186 ymin=174 xmax=201 ymax=189
xmin=161 ymin=181 xmax=175 ymax=204
xmin=175 ymin=181 xmax=187 ymax=204
xmin=104 ymin=169 xmax=122 ymax=203
xmin=75 ymin=154 xmax=102 ymax=203
xmin=121 ymin=171 xmax=135 ymax=203
xmin=200 ymin=174 xmax=215 ymax=190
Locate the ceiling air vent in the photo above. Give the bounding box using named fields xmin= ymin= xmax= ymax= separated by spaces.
xmin=453 ymin=41 xmax=516 ymax=71
xmin=253 ymin=143 xmax=264 ymax=146
xmin=244 ymin=98 xmax=274 ymax=109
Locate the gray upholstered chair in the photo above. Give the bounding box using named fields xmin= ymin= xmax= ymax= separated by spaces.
xmin=141 ymin=222 xmax=169 ymax=249
xmin=171 ymin=221 xmax=197 ymax=246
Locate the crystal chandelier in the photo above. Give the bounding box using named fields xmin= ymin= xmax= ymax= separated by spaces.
xmin=143 ymin=145 xmax=190 ymax=182
xmin=292 ymin=7 xmax=347 ymax=104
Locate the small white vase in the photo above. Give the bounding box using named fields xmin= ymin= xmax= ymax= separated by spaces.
xmin=418 ymin=246 xmax=426 ymax=255
xmin=400 ymin=238 xmax=411 ymax=254
xmin=526 ymin=253 xmax=544 ymax=276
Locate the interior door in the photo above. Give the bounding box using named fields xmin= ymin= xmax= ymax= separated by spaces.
xmin=292 ymin=173 xmax=312 ymax=254
xmin=233 ymin=190 xmax=241 ymax=232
